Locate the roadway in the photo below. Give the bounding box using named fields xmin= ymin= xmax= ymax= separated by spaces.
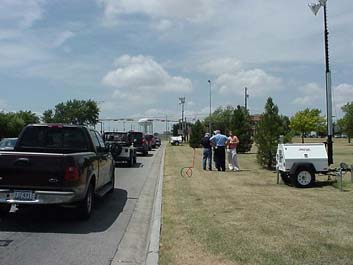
xmin=0 ymin=146 xmax=164 ymax=265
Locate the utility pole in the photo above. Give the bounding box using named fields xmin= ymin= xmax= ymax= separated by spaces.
xmin=208 ymin=80 xmax=212 ymax=133
xmin=244 ymin=87 xmax=249 ymax=112
xmin=179 ymin=97 xmax=186 ymax=141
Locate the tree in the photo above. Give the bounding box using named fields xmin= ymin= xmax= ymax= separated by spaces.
xmin=189 ymin=120 xmax=204 ymax=148
xmin=341 ymin=102 xmax=353 ymax=143
xmin=230 ymin=106 xmax=253 ymax=153
xmin=42 ymin=99 xmax=99 ymax=126
xmin=290 ymin=108 xmax=326 ymax=143
xmin=255 ymin=97 xmax=291 ymax=169
xmin=0 ymin=111 xmax=40 ymax=138
xmin=203 ymin=105 xmax=253 ymax=152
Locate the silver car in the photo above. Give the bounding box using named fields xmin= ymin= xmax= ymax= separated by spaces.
xmin=0 ymin=137 xmax=17 ymax=150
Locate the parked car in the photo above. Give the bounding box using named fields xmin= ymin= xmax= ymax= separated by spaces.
xmin=129 ymin=131 xmax=149 ymax=156
xmin=170 ymin=135 xmax=182 ymax=145
xmin=0 ymin=124 xmax=115 ymax=219
xmin=103 ymin=131 xmax=137 ymax=167
xmin=145 ymin=134 xmax=156 ymax=150
xmin=0 ymin=137 xmax=18 ymax=150
xmin=155 ymin=137 xmax=161 ymax=147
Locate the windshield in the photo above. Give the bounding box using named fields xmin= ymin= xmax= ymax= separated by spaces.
xmin=0 ymin=138 xmax=17 ymax=147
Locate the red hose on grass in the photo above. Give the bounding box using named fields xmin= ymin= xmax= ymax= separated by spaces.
xmin=180 ymin=148 xmax=196 ymax=177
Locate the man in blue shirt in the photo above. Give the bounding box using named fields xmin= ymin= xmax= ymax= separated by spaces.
xmin=210 ymin=129 xmax=228 ymax=171
xmin=200 ymin=132 xmax=212 ymax=170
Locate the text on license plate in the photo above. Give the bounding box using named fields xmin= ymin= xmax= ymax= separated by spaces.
xmin=14 ymin=190 xmax=35 ymax=201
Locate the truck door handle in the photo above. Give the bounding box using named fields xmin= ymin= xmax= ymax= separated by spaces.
xmin=14 ymin=158 xmax=31 ymax=167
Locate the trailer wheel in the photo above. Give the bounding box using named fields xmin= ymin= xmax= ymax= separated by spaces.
xmin=292 ymin=167 xmax=315 ymax=188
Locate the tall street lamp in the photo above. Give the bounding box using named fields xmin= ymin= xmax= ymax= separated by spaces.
xmin=308 ymin=0 xmax=333 ymax=165
xmin=208 ymin=80 xmax=212 ymax=133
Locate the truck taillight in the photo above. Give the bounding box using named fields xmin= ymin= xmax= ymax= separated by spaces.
xmin=64 ymin=166 xmax=80 ymax=181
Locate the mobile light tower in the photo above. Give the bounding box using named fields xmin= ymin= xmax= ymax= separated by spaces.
xmin=308 ymin=0 xmax=333 ymax=165
xmin=208 ymin=80 xmax=212 ymax=133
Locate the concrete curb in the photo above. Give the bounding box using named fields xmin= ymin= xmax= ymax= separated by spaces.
xmin=145 ymin=145 xmax=165 ymax=265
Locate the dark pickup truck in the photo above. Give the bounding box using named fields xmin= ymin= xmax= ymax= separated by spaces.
xmin=0 ymin=124 xmax=115 ymax=219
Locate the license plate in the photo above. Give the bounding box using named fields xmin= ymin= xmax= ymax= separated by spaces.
xmin=14 ymin=190 xmax=35 ymax=201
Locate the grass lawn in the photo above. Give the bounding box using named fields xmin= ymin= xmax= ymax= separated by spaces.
xmin=160 ymin=138 xmax=353 ymax=265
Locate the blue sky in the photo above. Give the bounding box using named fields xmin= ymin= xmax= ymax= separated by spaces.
xmin=1 ymin=0 xmax=353 ymax=132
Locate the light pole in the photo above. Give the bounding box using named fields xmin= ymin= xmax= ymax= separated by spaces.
xmin=244 ymin=87 xmax=249 ymax=112
xmin=308 ymin=0 xmax=333 ymax=165
xmin=179 ymin=97 xmax=186 ymax=140
xmin=208 ymin=80 xmax=212 ymax=133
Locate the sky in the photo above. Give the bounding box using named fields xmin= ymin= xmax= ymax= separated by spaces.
xmin=0 ymin=0 xmax=353 ymax=132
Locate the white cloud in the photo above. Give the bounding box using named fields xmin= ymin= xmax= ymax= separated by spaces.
xmin=52 ymin=31 xmax=75 ymax=47
xmin=97 ymin=0 xmax=219 ymax=24
xmin=102 ymin=55 xmax=192 ymax=112
xmin=292 ymin=83 xmax=323 ymax=105
xmin=103 ymin=55 xmax=192 ymax=94
xmin=334 ymin=83 xmax=353 ymax=108
xmin=215 ymin=69 xmax=282 ymax=96
xmin=199 ymin=58 xmax=243 ymax=76
xmin=153 ymin=19 xmax=173 ymax=31
xmin=0 ymin=0 xmax=44 ymax=30
xmin=0 ymin=43 xmax=49 ymax=67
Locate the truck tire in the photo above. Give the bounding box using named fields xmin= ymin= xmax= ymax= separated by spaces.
xmin=109 ymin=167 xmax=115 ymax=192
xmin=174 ymin=141 xmax=179 ymax=146
xmin=128 ymin=153 xmax=134 ymax=167
xmin=77 ymin=183 xmax=94 ymax=220
xmin=0 ymin=204 xmax=11 ymax=215
xmin=292 ymin=167 xmax=315 ymax=188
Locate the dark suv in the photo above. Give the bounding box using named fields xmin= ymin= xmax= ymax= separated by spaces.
xmin=144 ymin=134 xmax=156 ymax=150
xmin=129 ymin=131 xmax=149 ymax=156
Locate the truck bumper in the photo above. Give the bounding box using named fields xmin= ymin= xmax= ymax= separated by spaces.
xmin=0 ymin=189 xmax=76 ymax=204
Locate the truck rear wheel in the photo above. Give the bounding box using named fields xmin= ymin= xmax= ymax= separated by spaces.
xmin=292 ymin=167 xmax=315 ymax=188
xmin=174 ymin=141 xmax=179 ymax=146
xmin=77 ymin=183 xmax=93 ymax=220
xmin=0 ymin=204 xmax=11 ymax=215
xmin=128 ymin=153 xmax=134 ymax=167
xmin=109 ymin=167 xmax=115 ymax=192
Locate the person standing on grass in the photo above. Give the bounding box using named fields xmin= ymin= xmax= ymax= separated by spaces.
xmin=210 ymin=129 xmax=228 ymax=171
xmin=200 ymin=133 xmax=212 ymax=171
xmin=227 ymin=131 xmax=240 ymax=171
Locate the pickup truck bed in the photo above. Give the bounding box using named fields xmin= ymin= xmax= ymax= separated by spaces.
xmin=0 ymin=124 xmax=115 ymax=219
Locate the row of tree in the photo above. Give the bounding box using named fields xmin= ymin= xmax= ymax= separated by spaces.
xmin=0 ymin=99 xmax=99 ymax=139
xmin=188 ymin=98 xmax=353 ymax=169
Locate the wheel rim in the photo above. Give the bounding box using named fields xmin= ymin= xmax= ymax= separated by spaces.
xmin=86 ymin=188 xmax=92 ymax=213
xmin=297 ymin=171 xmax=312 ymax=186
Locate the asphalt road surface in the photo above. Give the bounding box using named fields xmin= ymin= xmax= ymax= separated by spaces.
xmin=0 ymin=146 xmax=164 ymax=265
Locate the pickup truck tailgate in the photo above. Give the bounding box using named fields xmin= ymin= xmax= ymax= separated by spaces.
xmin=0 ymin=152 xmax=65 ymax=189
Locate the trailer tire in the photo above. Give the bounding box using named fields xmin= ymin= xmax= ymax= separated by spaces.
xmin=292 ymin=167 xmax=315 ymax=188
